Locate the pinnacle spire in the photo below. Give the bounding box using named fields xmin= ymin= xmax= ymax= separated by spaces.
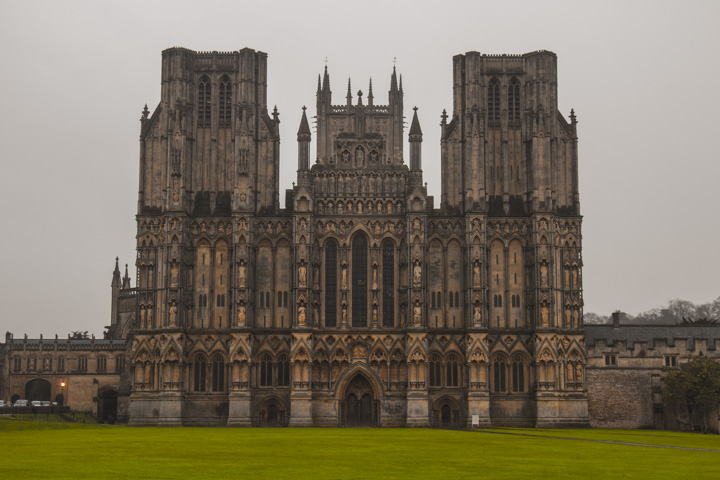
xmin=399 ymin=74 xmax=403 ymax=94
xmin=390 ymin=66 xmax=398 ymax=92
xmin=322 ymin=65 xmax=330 ymax=92
xmin=297 ymin=106 xmax=311 ymax=137
xmin=346 ymin=77 xmax=352 ymax=100
xmin=368 ymin=78 xmax=374 ymax=105
xmin=112 ymin=257 xmax=121 ymax=287
xmin=409 ymin=106 xmax=422 ymax=136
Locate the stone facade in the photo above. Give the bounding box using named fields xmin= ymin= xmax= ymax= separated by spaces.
xmin=124 ymin=47 xmax=587 ymax=427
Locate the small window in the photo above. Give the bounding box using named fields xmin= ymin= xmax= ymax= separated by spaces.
xmin=115 ymin=355 xmax=125 ymax=372
xmin=58 ymin=356 xmax=65 ymax=372
xmin=436 ymin=291 xmax=442 ymax=308
xmin=604 ymin=354 xmax=617 ymax=367
xmin=13 ymin=356 xmax=21 ymax=372
xmin=78 ymin=356 xmax=88 ymax=372
xmin=97 ymin=355 xmax=107 ymax=372
xmin=283 ymin=292 xmax=288 ymax=308
xmin=664 ymin=355 xmax=677 ymax=368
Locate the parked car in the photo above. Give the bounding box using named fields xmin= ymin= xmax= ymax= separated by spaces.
xmin=31 ymin=401 xmax=42 ymax=407
xmin=0 ymin=400 xmax=5 ymax=407
xmin=40 ymin=401 xmax=52 ymax=407
xmin=14 ymin=399 xmax=29 ymax=407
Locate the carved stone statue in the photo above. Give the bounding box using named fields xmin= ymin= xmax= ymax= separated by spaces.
xmin=238 ymin=262 xmax=246 ymax=288
xmin=541 ymin=305 xmax=549 ymax=326
xmin=372 ymin=265 xmax=378 ymax=289
xmin=298 ymin=263 xmax=307 ymax=287
xmin=473 ymin=304 xmax=482 ymax=325
xmin=170 ymin=262 xmax=179 ymax=287
xmin=169 ymin=303 xmax=177 ymax=326
xmin=413 ymin=301 xmax=422 ymax=326
xmin=298 ymin=304 xmax=306 ymax=326
xmin=413 ymin=261 xmax=422 ymax=287
xmin=341 ymin=265 xmax=348 ymax=289
xmin=473 ymin=260 xmax=481 ymax=287
xmin=541 ymin=264 xmax=549 ymax=287
xmin=237 ymin=304 xmax=246 ymax=326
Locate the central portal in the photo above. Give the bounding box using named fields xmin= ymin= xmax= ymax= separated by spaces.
xmin=344 ymin=374 xmax=375 ymax=427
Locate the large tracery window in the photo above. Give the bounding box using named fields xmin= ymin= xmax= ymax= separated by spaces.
xmin=198 ymin=75 xmax=211 ymax=127
xmin=219 ymin=75 xmax=232 ymax=127
xmin=325 ymin=240 xmax=338 ymax=327
xmin=382 ymin=239 xmax=395 ymax=327
xmin=351 ymin=233 xmax=368 ymax=327
xmin=488 ymin=78 xmax=500 ymax=126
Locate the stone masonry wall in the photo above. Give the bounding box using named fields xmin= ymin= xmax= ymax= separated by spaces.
xmin=586 ymin=368 xmax=654 ymax=428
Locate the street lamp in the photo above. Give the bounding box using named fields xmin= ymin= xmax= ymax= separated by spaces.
xmin=60 ymin=382 xmax=65 ymax=408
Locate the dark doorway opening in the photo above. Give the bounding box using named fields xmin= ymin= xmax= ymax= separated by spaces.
xmin=441 ymin=404 xmax=451 ymax=427
xmin=344 ymin=374 xmax=375 ymax=427
xmin=25 ymin=379 xmax=51 ymax=402
xmin=98 ymin=389 xmax=118 ymax=423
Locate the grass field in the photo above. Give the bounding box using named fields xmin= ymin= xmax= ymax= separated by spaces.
xmin=1 ymin=419 xmax=718 ymax=479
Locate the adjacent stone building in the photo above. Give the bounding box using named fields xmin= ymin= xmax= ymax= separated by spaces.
xmin=2 ymin=47 xmax=715 ymax=429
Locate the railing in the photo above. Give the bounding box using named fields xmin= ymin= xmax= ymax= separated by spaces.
xmin=469 ymin=382 xmax=486 ymax=389
xmin=538 ymin=382 xmax=555 ymax=390
xmin=134 ymin=382 xmax=152 ymax=391
xmin=293 ymin=382 xmax=310 ymax=389
xmin=409 ymin=382 xmax=425 ymax=389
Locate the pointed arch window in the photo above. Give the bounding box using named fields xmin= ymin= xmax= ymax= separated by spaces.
xmin=351 ymin=233 xmax=368 ymax=327
xmin=198 ymin=75 xmax=211 ymax=127
xmin=429 ymin=354 xmax=442 ymax=387
xmin=260 ymin=354 xmax=273 ymax=387
xmin=512 ymin=357 xmax=525 ymax=392
xmin=446 ymin=355 xmax=459 ymax=387
xmin=493 ymin=356 xmax=506 ymax=392
xmin=508 ymin=78 xmax=521 ymax=126
xmin=219 ymin=75 xmax=232 ymax=127
xmin=193 ymin=355 xmax=207 ymax=392
xmin=382 ymin=239 xmax=395 ymax=327
xmin=211 ymin=355 xmax=225 ymax=392
xmin=324 ymin=240 xmax=338 ymax=327
xmin=488 ymin=78 xmax=500 ymax=127
xmin=277 ymin=354 xmax=290 ymax=387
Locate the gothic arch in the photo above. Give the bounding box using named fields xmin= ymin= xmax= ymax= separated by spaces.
xmin=334 ymin=362 xmax=384 ymax=400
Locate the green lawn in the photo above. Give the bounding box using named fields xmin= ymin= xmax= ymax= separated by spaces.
xmin=1 ymin=420 xmax=718 ymax=479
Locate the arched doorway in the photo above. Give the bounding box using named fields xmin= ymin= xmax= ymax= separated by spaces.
xmin=259 ymin=398 xmax=286 ymax=427
xmin=441 ymin=405 xmax=451 ymax=427
xmin=343 ymin=374 xmax=375 ymax=427
xmin=433 ymin=398 xmax=461 ymax=428
xmin=25 ymin=379 xmax=51 ymax=402
xmin=98 ymin=389 xmax=118 ymax=424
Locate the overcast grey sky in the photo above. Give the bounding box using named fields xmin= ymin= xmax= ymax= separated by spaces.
xmin=1 ymin=0 xmax=718 ymax=337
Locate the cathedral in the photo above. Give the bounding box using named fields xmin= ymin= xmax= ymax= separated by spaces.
xmin=119 ymin=46 xmax=587 ymax=427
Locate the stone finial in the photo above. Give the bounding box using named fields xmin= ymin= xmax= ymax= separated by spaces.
xmin=141 ymin=104 xmax=149 ymax=121
xmin=441 ymin=109 xmax=448 ymax=125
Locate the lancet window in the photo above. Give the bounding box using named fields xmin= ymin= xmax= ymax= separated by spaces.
xmin=198 ymin=75 xmax=211 ymax=127
xmin=351 ymin=233 xmax=368 ymax=327
xmin=324 ymin=240 xmax=338 ymax=327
